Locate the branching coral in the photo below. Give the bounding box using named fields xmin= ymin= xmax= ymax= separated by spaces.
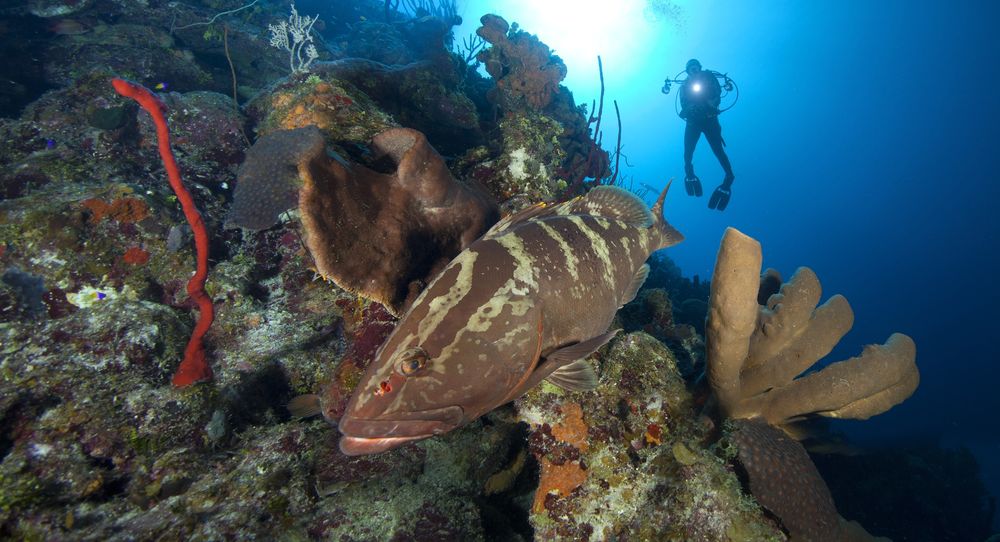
xmin=706 ymin=227 xmax=919 ymax=429
xmin=226 ymin=126 xmax=498 ymax=315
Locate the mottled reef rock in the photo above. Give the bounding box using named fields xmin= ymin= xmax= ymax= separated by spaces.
xmin=517 ymin=332 xmax=785 ymax=541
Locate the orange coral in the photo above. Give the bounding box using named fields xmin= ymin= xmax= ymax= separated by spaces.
xmin=269 ymin=81 xmax=363 ymax=134
xmin=81 ymin=197 xmax=150 ymax=224
xmin=644 ymin=423 xmax=663 ymax=446
xmin=476 ymin=14 xmax=567 ymax=111
xmin=551 ymin=402 xmax=589 ymax=452
xmin=532 ymin=401 xmax=590 ymax=513
xmin=533 ymin=458 xmax=587 ymax=513
xmin=122 ymin=246 xmax=150 ymax=265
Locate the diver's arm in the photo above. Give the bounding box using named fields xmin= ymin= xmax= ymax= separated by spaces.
xmin=679 ymin=82 xmax=691 ymax=117
xmin=708 ymin=73 xmax=723 ymax=110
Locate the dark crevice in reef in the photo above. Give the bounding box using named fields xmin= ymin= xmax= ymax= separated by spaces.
xmin=478 ymin=422 xmax=536 ymax=541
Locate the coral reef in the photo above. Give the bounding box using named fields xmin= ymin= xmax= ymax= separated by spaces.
xmin=0 ymin=1 xmax=959 ymax=540
xmin=310 ymin=59 xmax=482 ymax=154
xmin=706 ymin=227 xmax=919 ymax=429
xmin=245 ymin=70 xmax=396 ymax=149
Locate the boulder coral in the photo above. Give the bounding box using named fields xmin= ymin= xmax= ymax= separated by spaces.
xmin=706 ymin=227 xmax=919 ymax=429
xmin=225 ymin=125 xmax=498 ymax=315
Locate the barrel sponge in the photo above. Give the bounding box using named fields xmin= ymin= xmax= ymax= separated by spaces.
xmin=226 ymin=126 xmax=498 ymax=315
xmin=706 ymin=227 xmax=919 ymax=428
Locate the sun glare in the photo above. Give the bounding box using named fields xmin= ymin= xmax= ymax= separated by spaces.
xmin=497 ymin=0 xmax=652 ymax=76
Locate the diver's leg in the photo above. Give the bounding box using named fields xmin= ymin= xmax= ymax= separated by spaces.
xmin=683 ymin=121 xmax=703 ymax=196
xmin=704 ymin=118 xmax=734 ymax=185
xmin=705 ymin=118 xmax=733 ymax=211
xmin=684 ymin=121 xmax=700 ymax=178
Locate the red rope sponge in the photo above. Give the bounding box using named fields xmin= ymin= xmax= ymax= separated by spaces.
xmin=111 ymin=78 xmax=215 ymax=387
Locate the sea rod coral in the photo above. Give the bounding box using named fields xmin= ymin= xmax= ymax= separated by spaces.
xmin=110 ymin=78 xmax=215 ymax=387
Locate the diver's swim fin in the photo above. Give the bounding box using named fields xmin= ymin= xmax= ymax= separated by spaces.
xmin=708 ymin=185 xmax=731 ymax=211
xmin=684 ymin=175 xmax=703 ymax=197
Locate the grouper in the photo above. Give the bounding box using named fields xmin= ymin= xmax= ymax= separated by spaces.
xmin=333 ymin=184 xmax=683 ymax=455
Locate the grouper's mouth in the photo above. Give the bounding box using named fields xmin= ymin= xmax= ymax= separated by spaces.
xmin=338 ymin=405 xmax=465 ymax=456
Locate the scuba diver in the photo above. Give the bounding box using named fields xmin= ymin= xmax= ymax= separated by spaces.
xmin=662 ymin=59 xmax=737 ymax=211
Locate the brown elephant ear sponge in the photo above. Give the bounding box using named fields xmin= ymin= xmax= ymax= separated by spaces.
xmin=227 ymin=126 xmax=499 ymax=315
xmin=299 ymin=127 xmax=498 ymax=315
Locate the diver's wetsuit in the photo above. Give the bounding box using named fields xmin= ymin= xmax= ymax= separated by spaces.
xmin=680 ymin=70 xmax=734 ymax=183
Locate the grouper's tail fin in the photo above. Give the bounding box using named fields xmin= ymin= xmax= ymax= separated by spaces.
xmin=651 ymin=180 xmax=684 ymax=250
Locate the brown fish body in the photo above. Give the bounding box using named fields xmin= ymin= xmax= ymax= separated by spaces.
xmin=338 ymin=185 xmax=683 ymax=455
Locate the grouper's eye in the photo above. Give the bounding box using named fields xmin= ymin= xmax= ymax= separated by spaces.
xmin=396 ymin=348 xmax=428 ymax=377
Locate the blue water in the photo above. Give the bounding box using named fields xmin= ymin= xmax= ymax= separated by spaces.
xmin=455 ymin=0 xmax=1000 ymax=526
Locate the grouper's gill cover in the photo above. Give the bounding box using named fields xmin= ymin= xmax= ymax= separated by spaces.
xmin=338 ymin=184 xmax=683 ymax=455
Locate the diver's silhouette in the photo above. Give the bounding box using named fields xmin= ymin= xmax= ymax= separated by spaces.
xmin=662 ymin=59 xmax=736 ymax=211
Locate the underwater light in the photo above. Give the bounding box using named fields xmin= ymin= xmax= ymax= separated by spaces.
xmin=692 ymin=83 xmax=702 ymax=93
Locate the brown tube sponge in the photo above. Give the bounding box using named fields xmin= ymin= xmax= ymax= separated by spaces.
xmin=706 ymin=227 xmax=919 ymax=428
xmin=706 ymin=227 xmax=761 ymax=413
xmin=766 ymin=333 xmax=919 ymax=422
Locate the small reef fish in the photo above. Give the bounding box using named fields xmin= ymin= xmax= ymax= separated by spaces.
xmin=48 ymin=19 xmax=90 ymax=35
xmin=153 ymin=82 xmax=168 ymax=91
xmin=335 ymin=184 xmax=683 ymax=455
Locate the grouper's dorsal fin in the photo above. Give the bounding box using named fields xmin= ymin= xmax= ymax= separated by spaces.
xmin=568 ymin=186 xmax=654 ymax=228
xmin=485 ymin=186 xmax=653 ymax=239
xmin=483 ymin=201 xmax=565 ymax=239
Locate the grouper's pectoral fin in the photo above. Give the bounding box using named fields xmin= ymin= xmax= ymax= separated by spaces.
xmin=527 ymin=329 xmax=620 ymax=391
xmin=545 ymin=359 xmax=599 ymax=391
xmin=543 ymin=329 xmax=620 ymax=391
xmin=620 ymin=264 xmax=650 ymax=307
xmin=502 ymin=322 xmax=617 ymax=402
